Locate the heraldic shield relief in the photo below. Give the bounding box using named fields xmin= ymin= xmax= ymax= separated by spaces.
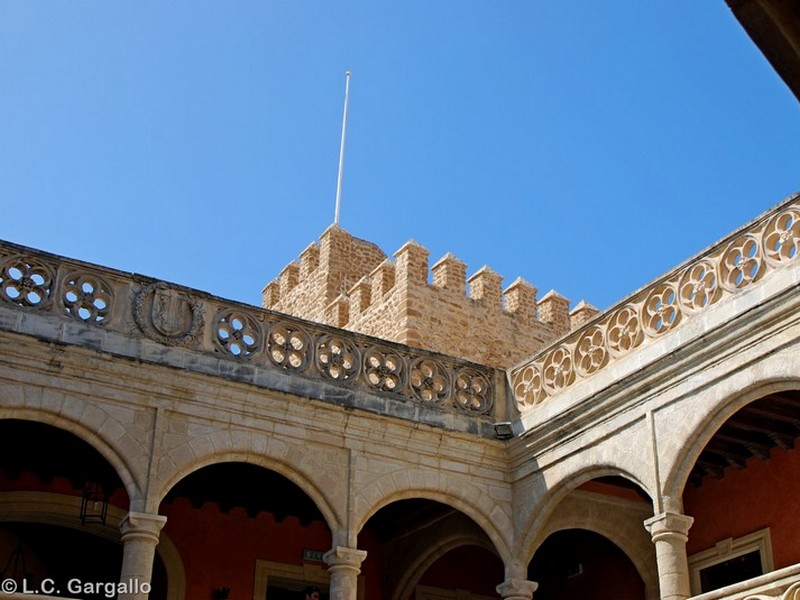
xmin=134 ymin=282 xmax=203 ymax=345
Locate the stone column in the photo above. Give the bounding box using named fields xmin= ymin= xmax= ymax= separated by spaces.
xmin=496 ymin=579 xmax=538 ymax=600
xmin=644 ymin=511 xmax=694 ymax=600
xmin=118 ymin=511 xmax=167 ymax=600
xmin=324 ymin=545 xmax=367 ymax=600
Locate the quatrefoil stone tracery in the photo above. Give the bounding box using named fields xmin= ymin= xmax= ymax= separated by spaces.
xmin=542 ymin=347 xmax=574 ymax=394
xmin=512 ymin=365 xmax=545 ymax=408
xmin=453 ymin=369 xmax=492 ymax=414
xmin=763 ymin=209 xmax=800 ymax=267
xmin=574 ymin=326 xmax=607 ymax=376
xmin=678 ymin=259 xmax=719 ymax=313
xmin=720 ymin=234 xmax=763 ymax=291
xmin=409 ymin=358 xmax=450 ymax=404
xmin=316 ymin=335 xmax=360 ymax=382
xmin=0 ymin=257 xmax=54 ymax=308
xmin=606 ymin=306 xmax=642 ymax=356
xmin=267 ymin=324 xmax=311 ymax=370
xmin=63 ymin=272 xmax=113 ymax=323
xmin=364 ymin=346 xmax=405 ymax=392
xmin=216 ymin=310 xmax=261 ymax=359
xmin=642 ymin=283 xmax=680 ymax=336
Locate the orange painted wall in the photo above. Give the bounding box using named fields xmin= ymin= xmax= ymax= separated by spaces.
xmin=683 ymin=445 xmax=800 ymax=567
xmin=160 ymin=498 xmax=332 ymax=600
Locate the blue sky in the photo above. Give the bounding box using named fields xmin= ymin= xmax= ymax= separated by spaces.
xmin=1 ymin=2 xmax=799 ymax=312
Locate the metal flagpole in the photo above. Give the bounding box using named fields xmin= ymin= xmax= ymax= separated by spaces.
xmin=334 ymin=71 xmax=351 ymax=226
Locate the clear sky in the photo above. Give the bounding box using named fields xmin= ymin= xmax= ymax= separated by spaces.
xmin=1 ymin=2 xmax=799 ymax=312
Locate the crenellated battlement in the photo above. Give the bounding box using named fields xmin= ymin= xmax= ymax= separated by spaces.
xmin=263 ymin=226 xmax=598 ymax=368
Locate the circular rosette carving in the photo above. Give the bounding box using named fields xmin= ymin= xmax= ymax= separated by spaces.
xmin=409 ymin=358 xmax=451 ymax=405
xmin=605 ymin=305 xmax=643 ymax=357
xmin=0 ymin=256 xmax=54 ymax=308
xmin=266 ymin=323 xmax=311 ymax=370
xmin=541 ymin=346 xmax=575 ymax=394
xmin=316 ymin=335 xmax=360 ymax=383
xmin=641 ymin=282 xmax=681 ymax=336
xmin=364 ymin=346 xmax=405 ymax=393
xmin=512 ymin=365 xmax=546 ymax=408
xmin=62 ymin=272 xmax=113 ymax=323
xmin=453 ymin=369 xmax=492 ymax=414
xmin=763 ymin=208 xmax=800 ymax=267
xmin=720 ymin=234 xmax=763 ymax=291
xmin=678 ymin=259 xmax=720 ymax=313
xmin=215 ymin=310 xmax=262 ymax=359
xmin=573 ymin=326 xmax=608 ymax=377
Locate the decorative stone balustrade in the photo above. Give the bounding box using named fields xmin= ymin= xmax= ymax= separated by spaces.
xmin=0 ymin=241 xmax=495 ymax=420
xmin=511 ymin=193 xmax=800 ymax=411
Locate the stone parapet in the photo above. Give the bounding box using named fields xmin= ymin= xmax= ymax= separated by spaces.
xmin=511 ymin=191 xmax=800 ymax=411
xmin=0 ymin=239 xmax=497 ymax=430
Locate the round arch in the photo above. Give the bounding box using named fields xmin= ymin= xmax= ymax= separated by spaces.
xmin=533 ymin=514 xmax=657 ymax=598
xmin=517 ymin=463 xmax=653 ymax=566
xmin=392 ymin=533 xmax=499 ymax=600
xmin=0 ymin=411 xmax=141 ymax=504
xmin=151 ymin=450 xmax=341 ymax=534
xmin=354 ymin=474 xmax=513 ymax=564
xmin=0 ymin=491 xmax=186 ymax=600
xmin=661 ymin=378 xmax=800 ymax=503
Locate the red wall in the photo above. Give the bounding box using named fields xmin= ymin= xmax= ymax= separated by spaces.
xmin=160 ymin=498 xmax=332 ymax=600
xmin=683 ymin=445 xmax=800 ymax=567
xmin=415 ymin=545 xmax=504 ymax=596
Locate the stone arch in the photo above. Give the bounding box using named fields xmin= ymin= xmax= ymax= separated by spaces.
xmin=0 ymin=490 xmax=186 ymax=600
xmin=531 ymin=492 xmax=658 ymax=599
xmin=354 ymin=471 xmax=513 ymax=563
xmin=0 ymin=410 xmax=142 ymax=504
xmin=517 ymin=462 xmax=653 ymax=566
xmin=660 ymin=377 xmax=800 ymax=504
xmin=151 ymin=449 xmax=341 ymax=534
xmin=391 ymin=531 xmax=498 ymax=600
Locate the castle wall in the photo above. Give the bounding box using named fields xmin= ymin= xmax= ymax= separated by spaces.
xmin=263 ymin=228 xmax=596 ymax=369
xmin=262 ymin=225 xmax=387 ymax=326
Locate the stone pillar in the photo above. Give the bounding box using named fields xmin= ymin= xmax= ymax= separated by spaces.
xmin=496 ymin=579 xmax=538 ymax=600
xmin=644 ymin=511 xmax=694 ymax=600
xmin=324 ymin=545 xmax=367 ymax=600
xmin=118 ymin=511 xmax=167 ymax=600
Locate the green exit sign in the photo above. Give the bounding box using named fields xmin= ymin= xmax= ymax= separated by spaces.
xmin=303 ymin=549 xmax=325 ymax=562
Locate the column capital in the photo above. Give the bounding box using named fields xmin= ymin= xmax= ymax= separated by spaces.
xmin=120 ymin=511 xmax=167 ymax=544
xmin=644 ymin=511 xmax=694 ymax=543
xmin=323 ymin=546 xmax=367 ymax=571
xmin=496 ymin=579 xmax=538 ymax=600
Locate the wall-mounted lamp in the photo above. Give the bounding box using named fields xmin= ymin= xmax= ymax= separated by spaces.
xmin=80 ymin=481 xmax=109 ymax=525
xmin=493 ymin=422 xmax=514 ymax=440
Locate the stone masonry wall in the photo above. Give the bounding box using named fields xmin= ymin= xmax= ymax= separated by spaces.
xmin=263 ymin=227 xmax=599 ymax=369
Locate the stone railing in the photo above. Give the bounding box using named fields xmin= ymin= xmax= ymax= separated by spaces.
xmin=691 ymin=564 xmax=800 ymax=599
xmin=0 ymin=241 xmax=495 ymax=418
xmin=511 ymin=193 xmax=800 ymax=411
